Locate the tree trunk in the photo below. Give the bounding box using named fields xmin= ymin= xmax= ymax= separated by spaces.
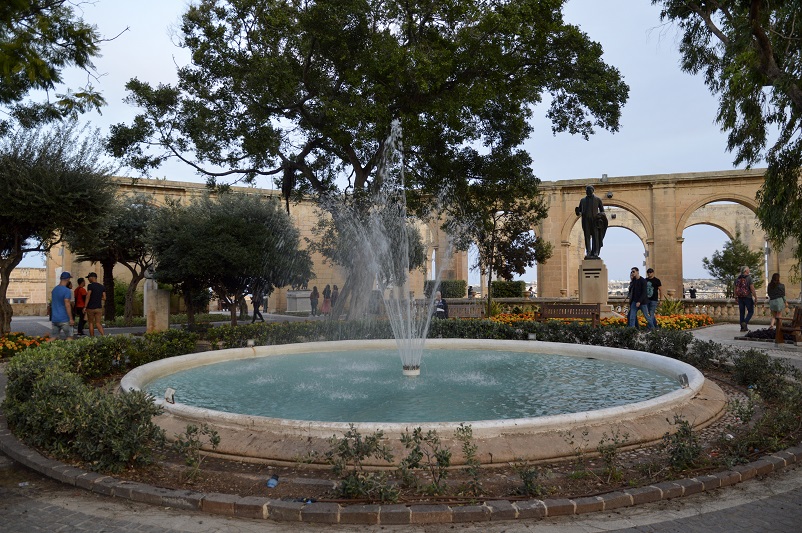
xmin=0 ymin=256 xmax=23 ymax=336
xmin=101 ymin=259 xmax=116 ymax=322
xmin=184 ymin=292 xmax=196 ymax=327
xmin=0 ymin=268 xmax=14 ymax=336
xmin=124 ymin=273 xmax=145 ymax=326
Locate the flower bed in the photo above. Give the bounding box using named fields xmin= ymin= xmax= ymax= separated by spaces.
xmin=489 ymin=312 xmax=713 ymax=330
xmin=0 ymin=332 xmax=48 ymax=359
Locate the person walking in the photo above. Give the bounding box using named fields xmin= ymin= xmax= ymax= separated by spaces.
xmin=73 ymin=277 xmax=87 ymax=336
xmin=251 ymin=292 xmax=264 ymax=323
xmin=310 ymin=286 xmax=319 ymax=316
xmin=767 ymin=273 xmax=787 ymax=329
xmin=50 ymin=271 xmax=74 ymax=341
xmin=331 ymin=285 xmax=339 ymax=310
xmin=645 ymin=268 xmax=662 ymax=329
xmin=628 ymin=267 xmax=652 ymax=329
xmin=734 ymin=266 xmax=758 ymax=332
xmin=84 ymin=272 xmax=106 ymax=337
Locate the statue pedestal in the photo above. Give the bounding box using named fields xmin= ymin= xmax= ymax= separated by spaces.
xmin=577 ymin=259 xmax=621 ymax=318
xmin=578 ymin=259 xmax=608 ymax=304
xmin=144 ymin=279 xmax=170 ymax=333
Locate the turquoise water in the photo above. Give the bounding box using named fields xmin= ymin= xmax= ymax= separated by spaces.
xmin=144 ymin=349 xmax=678 ymax=423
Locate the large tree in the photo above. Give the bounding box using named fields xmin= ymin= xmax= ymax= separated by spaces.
xmin=66 ymin=194 xmax=157 ymax=324
xmin=108 ymin=0 xmax=628 ymax=306
xmin=443 ymin=147 xmax=552 ymax=315
xmin=0 ymin=0 xmax=105 ymax=129
xmin=148 ymin=191 xmax=313 ymax=326
xmin=0 ymin=121 xmax=114 ymax=334
xmin=702 ymin=232 xmax=764 ymax=298
xmin=653 ymin=1 xmax=802 ymax=272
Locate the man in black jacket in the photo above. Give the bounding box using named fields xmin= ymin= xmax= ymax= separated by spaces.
xmin=628 ymin=267 xmax=652 ymax=330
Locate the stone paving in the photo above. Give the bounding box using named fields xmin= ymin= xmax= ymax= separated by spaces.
xmin=1 ymin=320 xmax=802 ymax=531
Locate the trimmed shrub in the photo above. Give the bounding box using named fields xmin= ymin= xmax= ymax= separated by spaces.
xmin=423 ymin=280 xmax=468 ymax=298
xmin=490 ymin=280 xmax=526 ymax=298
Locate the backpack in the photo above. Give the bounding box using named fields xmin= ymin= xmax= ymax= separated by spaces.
xmin=734 ymin=276 xmax=750 ymax=298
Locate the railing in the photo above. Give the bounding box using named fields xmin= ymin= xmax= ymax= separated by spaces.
xmin=433 ymin=297 xmax=799 ymax=325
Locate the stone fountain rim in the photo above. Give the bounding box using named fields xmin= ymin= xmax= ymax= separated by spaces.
xmin=121 ymin=338 xmax=705 ymax=434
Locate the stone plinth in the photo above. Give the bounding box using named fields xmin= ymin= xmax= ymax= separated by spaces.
xmin=578 ymin=259 xmax=608 ymax=305
xmin=144 ymin=279 xmax=170 ymax=332
xmin=286 ymin=290 xmax=311 ymax=312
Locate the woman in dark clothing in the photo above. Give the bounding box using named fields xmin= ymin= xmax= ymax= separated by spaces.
xmin=310 ymin=286 xmax=319 ymax=316
xmin=767 ymin=273 xmax=787 ymax=328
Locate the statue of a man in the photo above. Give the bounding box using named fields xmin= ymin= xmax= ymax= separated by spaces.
xmin=575 ymin=185 xmax=607 ymax=259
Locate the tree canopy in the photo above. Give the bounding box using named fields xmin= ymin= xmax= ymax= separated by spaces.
xmin=108 ymin=0 xmax=628 ymax=208
xmin=702 ymin=232 xmax=764 ymax=298
xmin=442 ymin=146 xmax=552 ymax=313
xmin=66 ymin=194 xmax=158 ymax=324
xmin=0 ymin=0 xmax=104 ymax=129
xmin=654 ymin=0 xmax=802 ymax=272
xmin=0 ymin=120 xmax=115 ymax=334
xmin=148 ymin=191 xmax=313 ymax=325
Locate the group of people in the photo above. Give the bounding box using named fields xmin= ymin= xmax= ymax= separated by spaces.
xmin=627 ymin=264 xmax=788 ymax=333
xmin=734 ymin=266 xmax=788 ymax=332
xmin=50 ymin=271 xmax=106 ymax=341
xmin=626 ymin=267 xmax=662 ymax=330
xmin=309 ymin=284 xmax=339 ymax=316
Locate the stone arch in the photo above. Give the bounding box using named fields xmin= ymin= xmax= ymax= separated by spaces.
xmin=675 ymin=194 xmax=758 ymax=240
xmin=683 ymin=221 xmax=735 ymax=242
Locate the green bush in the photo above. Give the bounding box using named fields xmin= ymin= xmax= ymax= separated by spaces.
xmin=3 ymin=359 xmax=164 ymax=472
xmin=731 ymin=349 xmax=801 ymax=400
xmin=423 ymin=280 xmax=467 ymax=298
xmin=490 ymin=280 xmax=526 ymax=298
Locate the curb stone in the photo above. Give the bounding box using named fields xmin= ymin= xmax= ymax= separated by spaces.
xmin=0 ymin=418 xmax=801 ymax=523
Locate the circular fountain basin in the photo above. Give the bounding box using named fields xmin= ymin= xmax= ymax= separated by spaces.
xmin=121 ymin=339 xmax=727 ymax=466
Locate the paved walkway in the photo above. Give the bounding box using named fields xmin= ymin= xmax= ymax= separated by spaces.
xmin=1 ymin=322 xmax=801 ymax=532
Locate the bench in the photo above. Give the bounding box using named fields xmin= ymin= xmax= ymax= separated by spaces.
xmin=776 ymin=306 xmax=802 ymax=344
xmin=536 ymin=302 xmax=601 ymax=327
xmin=448 ymin=301 xmax=485 ymax=319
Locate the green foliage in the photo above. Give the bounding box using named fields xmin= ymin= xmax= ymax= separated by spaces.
xmin=109 ymin=1 xmax=627 ymax=197
xmin=490 ymin=280 xmax=527 ymax=298
xmin=423 ymin=280 xmax=467 ymax=299
xmin=731 ymin=349 xmax=801 ymax=401
xmin=3 ymin=360 xmax=164 ymax=473
xmin=148 ymin=192 xmax=312 ymax=326
xmin=399 ymin=427 xmax=452 ymax=495
xmin=640 ymin=329 xmax=695 ymax=360
xmin=560 ymin=428 xmax=591 ymax=478
xmin=442 ymin=158 xmax=552 ymax=304
xmin=325 ymin=425 xmax=397 ymax=502
xmin=454 ymin=423 xmax=482 ymax=496
xmin=702 ymin=233 xmax=764 ymax=297
xmin=0 ymin=120 xmax=115 ymax=335
xmin=512 ymin=459 xmax=546 ymax=497
xmin=172 ymin=424 xmax=221 ymax=480
xmin=66 ymin=195 xmax=156 ymax=324
xmin=661 ymin=414 xmax=702 ymax=471
xmin=656 ymin=296 xmax=684 ymax=315
xmin=654 ymin=1 xmax=802 ymax=271
xmin=684 ymin=340 xmax=729 ymax=371
xmin=0 ymin=0 xmax=104 ymax=124
xmin=597 ymin=428 xmax=630 ymax=483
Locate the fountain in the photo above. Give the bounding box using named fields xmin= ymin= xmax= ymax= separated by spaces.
xmin=122 ymin=121 xmax=728 ymax=465
xmin=121 ymin=339 xmax=728 ymax=466
xmin=324 ymin=119 xmax=445 ymax=376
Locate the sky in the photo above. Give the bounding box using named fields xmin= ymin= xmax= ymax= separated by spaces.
xmin=19 ymin=0 xmax=742 ymax=282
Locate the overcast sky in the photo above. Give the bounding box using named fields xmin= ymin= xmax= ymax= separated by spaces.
xmin=20 ymin=0 xmax=745 ymax=282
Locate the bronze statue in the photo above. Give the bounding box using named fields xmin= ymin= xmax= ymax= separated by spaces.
xmin=575 ymin=185 xmax=607 ymax=259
